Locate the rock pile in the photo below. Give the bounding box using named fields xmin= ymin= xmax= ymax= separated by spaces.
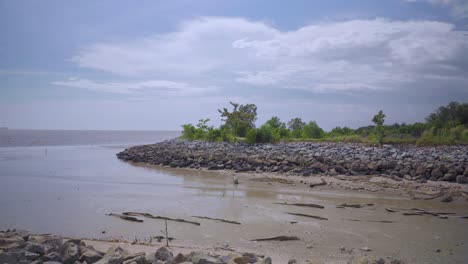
xmin=0 ymin=230 xmax=272 ymax=264
xmin=117 ymin=140 xmax=468 ymax=184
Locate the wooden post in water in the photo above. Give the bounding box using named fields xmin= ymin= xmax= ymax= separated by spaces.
xmin=165 ymin=219 xmax=169 ymax=247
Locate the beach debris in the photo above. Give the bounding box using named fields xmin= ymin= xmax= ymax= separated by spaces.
xmin=385 ymin=208 xmax=397 ymax=212
xmin=336 ymin=203 xmax=374 ymax=209
xmin=360 ymin=247 xmax=372 ymax=252
xmin=251 ymin=236 xmax=300 ymax=242
xmin=275 ymin=202 xmax=324 ymax=209
xmin=309 ymin=178 xmax=327 ymax=188
xmin=286 ymin=212 xmax=328 ymax=220
xmin=233 ymin=177 xmax=239 ymax=185
xmin=342 ymin=218 xmax=395 ymax=223
xmin=154 ymin=236 xmax=174 ymax=242
xmin=192 ymin=216 xmax=241 ymax=225
xmin=106 ymin=213 xmax=143 ymax=222
xmin=122 ymin=212 xmax=200 ymax=226
xmin=250 ymin=177 xmax=294 ymax=184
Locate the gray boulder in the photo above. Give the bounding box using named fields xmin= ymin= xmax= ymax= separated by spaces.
xmin=25 ymin=242 xmax=46 ymax=255
xmin=0 ymin=252 xmax=17 ymax=264
xmin=60 ymin=241 xmax=81 ymax=264
xmin=95 ymin=245 xmax=130 ymax=264
xmin=189 ymin=252 xmax=222 ymax=264
xmin=456 ymin=175 xmax=467 ymax=184
xmin=165 ymin=253 xmax=187 ymax=264
xmin=430 ymin=168 xmax=443 ymax=179
xmin=154 ymin=247 xmax=173 ymax=262
xmin=80 ymin=248 xmax=103 ymax=263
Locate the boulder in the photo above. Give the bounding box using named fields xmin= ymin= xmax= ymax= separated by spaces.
xmin=60 ymin=241 xmax=81 ymax=264
xmin=166 ymin=253 xmax=187 ymax=264
xmin=189 ymin=252 xmax=222 ymax=264
xmin=456 ymin=175 xmax=467 ymax=184
xmin=430 ymin=168 xmax=443 ymax=179
xmin=123 ymin=253 xmax=146 ymax=264
xmin=25 ymin=251 xmax=41 ymax=261
xmin=80 ymin=248 xmax=103 ymax=263
xmin=95 ymin=245 xmax=130 ymax=264
xmin=25 ymin=242 xmax=45 ymax=255
xmin=154 ymin=247 xmax=173 ymax=261
xmin=0 ymin=252 xmax=17 ymax=264
xmin=224 ymin=253 xmax=248 ymax=264
xmin=42 ymin=252 xmax=61 ymax=262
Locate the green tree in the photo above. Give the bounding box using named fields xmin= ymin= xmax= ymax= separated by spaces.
xmin=302 ymin=121 xmax=324 ymax=139
xmin=265 ymin=116 xmax=285 ymax=129
xmin=287 ymin=117 xmax=306 ymax=138
xmin=372 ymin=110 xmax=386 ymax=144
xmin=218 ymin=102 xmax=257 ymax=137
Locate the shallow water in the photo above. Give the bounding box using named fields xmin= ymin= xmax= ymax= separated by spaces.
xmin=0 ymin=132 xmax=467 ymax=263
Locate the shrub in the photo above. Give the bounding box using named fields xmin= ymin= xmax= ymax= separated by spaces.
xmin=181 ymin=124 xmax=196 ymax=140
xmin=302 ymin=121 xmax=324 ymax=139
xmin=245 ymin=129 xmax=257 ymax=144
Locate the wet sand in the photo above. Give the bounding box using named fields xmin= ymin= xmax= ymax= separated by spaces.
xmin=1 ymin=145 xmax=467 ymax=263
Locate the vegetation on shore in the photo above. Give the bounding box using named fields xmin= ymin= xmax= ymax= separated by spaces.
xmin=181 ymin=101 xmax=468 ymax=145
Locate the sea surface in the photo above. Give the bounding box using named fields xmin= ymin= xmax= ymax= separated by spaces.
xmin=0 ymin=129 xmax=467 ymax=263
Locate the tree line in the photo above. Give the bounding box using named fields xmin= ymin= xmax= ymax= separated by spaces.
xmin=181 ymin=101 xmax=468 ymax=145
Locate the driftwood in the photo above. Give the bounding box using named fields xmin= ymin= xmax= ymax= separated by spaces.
xmin=275 ymin=202 xmax=324 ymax=209
xmin=337 ymin=203 xmax=374 ymax=209
xmin=251 ymin=236 xmax=300 ymax=242
xmin=192 ymin=216 xmax=241 ymax=225
xmin=385 ymin=208 xmax=397 ymax=212
xmin=402 ymin=208 xmax=450 ymax=219
xmin=342 ymin=218 xmax=395 ymax=223
xmin=309 ymin=178 xmax=327 ymax=188
xmin=154 ymin=236 xmax=174 ymax=242
xmin=286 ymin=213 xmax=328 ymax=220
xmin=106 ymin=213 xmax=143 ymax=223
xmin=123 ymin=212 xmax=200 ymax=226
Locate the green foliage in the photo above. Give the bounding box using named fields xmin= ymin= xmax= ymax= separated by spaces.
xmin=265 ymin=116 xmax=284 ymax=129
xmin=245 ymin=125 xmax=275 ymax=144
xmin=288 ymin=117 xmax=305 ymax=138
xmin=182 ymin=101 xmax=468 ymax=146
xmin=218 ymin=101 xmax=257 ymax=137
xmin=372 ymin=110 xmax=386 ymax=144
xmin=302 ymin=121 xmax=324 ymax=139
xmin=181 ymin=124 xmax=197 ymax=140
xmin=426 ymin=101 xmax=468 ymax=130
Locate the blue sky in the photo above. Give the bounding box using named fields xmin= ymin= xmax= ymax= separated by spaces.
xmin=1 ymin=0 xmax=467 ymax=130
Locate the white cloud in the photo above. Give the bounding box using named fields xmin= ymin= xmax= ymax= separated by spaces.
xmin=68 ymin=17 xmax=468 ymax=94
xmin=53 ymin=78 xmax=216 ymax=96
xmin=406 ymin=0 xmax=468 ymax=18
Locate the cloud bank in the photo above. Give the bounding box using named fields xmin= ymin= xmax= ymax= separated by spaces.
xmin=57 ymin=17 xmax=468 ymax=98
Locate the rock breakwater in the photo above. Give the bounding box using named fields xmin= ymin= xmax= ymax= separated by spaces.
xmin=117 ymin=140 xmax=468 ymax=184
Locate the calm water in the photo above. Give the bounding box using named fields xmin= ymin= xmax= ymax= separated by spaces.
xmin=0 ymin=129 xmax=179 ymax=147
xmin=0 ymin=130 xmax=467 ymax=263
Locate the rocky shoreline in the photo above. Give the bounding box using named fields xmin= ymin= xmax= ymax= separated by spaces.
xmin=0 ymin=230 xmax=408 ymax=264
xmin=117 ymin=139 xmax=468 ymax=184
xmin=0 ymin=230 xmax=273 ymax=264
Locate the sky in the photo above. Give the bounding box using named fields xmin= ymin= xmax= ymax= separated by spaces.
xmin=0 ymin=0 xmax=467 ymax=131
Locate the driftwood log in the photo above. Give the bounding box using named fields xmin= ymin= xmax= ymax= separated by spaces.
xmin=192 ymin=216 xmax=241 ymax=225
xmin=122 ymin=212 xmax=200 ymax=226
xmin=286 ymin=212 xmax=328 ymax=220
xmin=275 ymin=202 xmax=324 ymax=209
xmin=251 ymin=236 xmax=300 ymax=242
xmin=106 ymin=213 xmax=143 ymax=223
